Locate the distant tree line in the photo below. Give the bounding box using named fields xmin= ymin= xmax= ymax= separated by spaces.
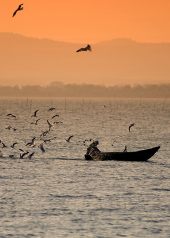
xmin=0 ymin=82 xmax=170 ymax=98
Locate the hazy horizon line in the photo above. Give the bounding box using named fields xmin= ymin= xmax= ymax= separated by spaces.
xmin=0 ymin=82 xmax=170 ymax=88
xmin=1 ymin=32 xmax=170 ymax=45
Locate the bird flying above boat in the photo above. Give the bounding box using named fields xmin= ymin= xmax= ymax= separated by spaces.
xmin=12 ymin=4 xmax=24 ymax=17
xmin=129 ymin=123 xmax=135 ymax=132
xmin=76 ymin=44 xmax=92 ymax=52
xmin=123 ymin=146 xmax=127 ymax=152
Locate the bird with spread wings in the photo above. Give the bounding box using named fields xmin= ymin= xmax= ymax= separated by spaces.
xmin=12 ymin=4 xmax=24 ymax=17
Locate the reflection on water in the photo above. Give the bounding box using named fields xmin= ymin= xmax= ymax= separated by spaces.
xmin=0 ymin=98 xmax=170 ymax=237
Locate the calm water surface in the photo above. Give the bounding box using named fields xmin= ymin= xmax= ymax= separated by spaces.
xmin=0 ymin=98 xmax=170 ymax=238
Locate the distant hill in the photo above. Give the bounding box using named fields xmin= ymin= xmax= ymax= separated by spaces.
xmin=0 ymin=32 xmax=170 ymax=86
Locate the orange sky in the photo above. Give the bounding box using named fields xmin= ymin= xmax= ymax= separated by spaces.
xmin=0 ymin=0 xmax=170 ymax=43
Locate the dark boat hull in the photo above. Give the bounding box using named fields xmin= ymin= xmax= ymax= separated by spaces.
xmin=85 ymin=146 xmax=160 ymax=161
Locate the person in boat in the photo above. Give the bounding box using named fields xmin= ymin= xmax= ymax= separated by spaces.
xmin=85 ymin=140 xmax=101 ymax=160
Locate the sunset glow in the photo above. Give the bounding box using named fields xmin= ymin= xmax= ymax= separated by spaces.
xmin=0 ymin=0 xmax=170 ymax=43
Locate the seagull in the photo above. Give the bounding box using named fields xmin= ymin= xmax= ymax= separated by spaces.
xmin=40 ymin=130 xmax=50 ymax=137
xmin=11 ymin=142 xmax=18 ymax=149
xmin=47 ymin=120 xmax=53 ymax=131
xmin=42 ymin=137 xmax=57 ymax=144
xmin=20 ymin=151 xmax=29 ymax=159
xmin=1 ymin=142 xmax=7 ymax=148
xmin=12 ymin=4 xmax=24 ymax=17
xmin=26 ymin=137 xmax=36 ymax=147
xmin=53 ymin=121 xmax=63 ymax=125
xmin=129 ymin=123 xmax=135 ymax=132
xmin=28 ymin=152 xmax=35 ymax=159
xmin=6 ymin=113 xmax=16 ymax=119
xmin=51 ymin=114 xmax=59 ymax=119
xmin=66 ymin=135 xmax=74 ymax=142
xmin=76 ymin=44 xmax=92 ymax=52
xmin=5 ymin=125 xmax=12 ymax=130
xmin=123 ymin=146 xmax=127 ymax=152
xmin=48 ymin=107 xmax=56 ymax=111
xmin=31 ymin=119 xmax=40 ymax=125
xmin=31 ymin=110 xmax=39 ymax=117
xmin=39 ymin=143 xmax=45 ymax=153
xmin=9 ymin=154 xmax=15 ymax=159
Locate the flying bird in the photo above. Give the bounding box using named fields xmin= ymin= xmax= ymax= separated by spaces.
xmin=39 ymin=143 xmax=45 ymax=153
xmin=76 ymin=44 xmax=92 ymax=52
xmin=26 ymin=137 xmax=36 ymax=147
xmin=28 ymin=152 xmax=35 ymax=159
xmin=31 ymin=119 xmax=40 ymax=125
xmin=123 ymin=146 xmax=127 ymax=152
xmin=11 ymin=142 xmax=18 ymax=149
xmin=47 ymin=120 xmax=53 ymax=131
xmin=51 ymin=114 xmax=59 ymax=119
xmin=129 ymin=123 xmax=135 ymax=132
xmin=12 ymin=4 xmax=24 ymax=17
xmin=40 ymin=130 xmax=50 ymax=137
xmin=66 ymin=135 xmax=74 ymax=142
xmin=6 ymin=113 xmax=16 ymax=118
xmin=48 ymin=107 xmax=56 ymax=111
xmin=31 ymin=110 xmax=39 ymax=117
xmin=20 ymin=151 xmax=29 ymax=159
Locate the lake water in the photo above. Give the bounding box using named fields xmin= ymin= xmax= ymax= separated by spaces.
xmin=0 ymin=98 xmax=170 ymax=238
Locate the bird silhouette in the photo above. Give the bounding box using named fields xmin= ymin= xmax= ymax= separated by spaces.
xmin=48 ymin=107 xmax=56 ymax=111
xmin=12 ymin=4 xmax=23 ymax=17
xmin=26 ymin=137 xmax=36 ymax=147
xmin=66 ymin=135 xmax=74 ymax=142
xmin=1 ymin=142 xmax=7 ymax=148
xmin=28 ymin=152 xmax=35 ymax=159
xmin=76 ymin=44 xmax=92 ymax=52
xmin=31 ymin=119 xmax=40 ymax=125
xmin=47 ymin=120 xmax=53 ymax=131
xmin=39 ymin=143 xmax=45 ymax=153
xmin=51 ymin=114 xmax=59 ymax=119
xmin=123 ymin=146 xmax=127 ymax=152
xmin=11 ymin=142 xmax=18 ymax=149
xmin=129 ymin=123 xmax=135 ymax=132
xmin=6 ymin=113 xmax=16 ymax=119
xmin=31 ymin=110 xmax=39 ymax=117
xmin=20 ymin=151 xmax=29 ymax=159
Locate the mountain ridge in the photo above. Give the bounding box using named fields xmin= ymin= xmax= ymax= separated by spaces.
xmin=0 ymin=32 xmax=170 ymax=86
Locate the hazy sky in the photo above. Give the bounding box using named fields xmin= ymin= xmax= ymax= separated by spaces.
xmin=0 ymin=0 xmax=170 ymax=43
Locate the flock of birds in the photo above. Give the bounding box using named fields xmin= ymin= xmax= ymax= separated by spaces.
xmin=0 ymin=103 xmax=135 ymax=159
xmin=12 ymin=3 xmax=92 ymax=53
xmin=0 ymin=106 xmax=84 ymax=160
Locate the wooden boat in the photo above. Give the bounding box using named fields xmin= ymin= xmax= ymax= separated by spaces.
xmin=85 ymin=146 xmax=160 ymax=161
